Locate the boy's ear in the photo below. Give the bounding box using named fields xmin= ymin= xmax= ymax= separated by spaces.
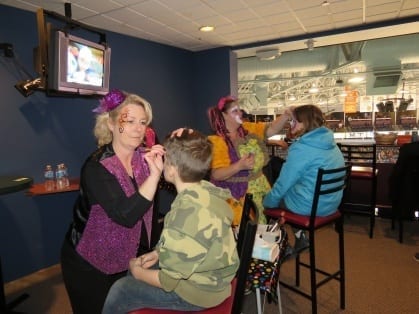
xmin=165 ymin=164 xmax=177 ymax=180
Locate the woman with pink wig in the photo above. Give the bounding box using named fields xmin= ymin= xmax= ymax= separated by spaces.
xmin=207 ymin=95 xmax=292 ymax=225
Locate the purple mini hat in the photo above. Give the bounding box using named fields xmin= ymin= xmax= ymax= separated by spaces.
xmin=93 ymin=89 xmax=126 ymax=113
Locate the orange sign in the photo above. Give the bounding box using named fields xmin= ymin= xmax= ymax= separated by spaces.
xmin=344 ymin=87 xmax=358 ymax=113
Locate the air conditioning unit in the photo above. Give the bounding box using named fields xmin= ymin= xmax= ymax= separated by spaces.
xmin=366 ymin=67 xmax=401 ymax=95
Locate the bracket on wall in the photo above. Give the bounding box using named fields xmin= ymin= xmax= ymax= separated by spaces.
xmin=41 ymin=3 xmax=107 ymax=46
xmin=0 ymin=42 xmax=43 ymax=97
xmin=0 ymin=43 xmax=14 ymax=58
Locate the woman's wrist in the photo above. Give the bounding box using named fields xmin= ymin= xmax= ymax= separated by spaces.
xmin=234 ymin=159 xmax=244 ymax=172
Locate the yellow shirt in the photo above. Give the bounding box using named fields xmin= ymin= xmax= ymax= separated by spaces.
xmin=208 ymin=122 xmax=271 ymax=224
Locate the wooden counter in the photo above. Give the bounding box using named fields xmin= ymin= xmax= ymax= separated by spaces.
xmin=27 ymin=177 xmax=79 ymax=196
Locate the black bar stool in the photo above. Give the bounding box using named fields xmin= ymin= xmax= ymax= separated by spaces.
xmin=338 ymin=143 xmax=378 ymax=238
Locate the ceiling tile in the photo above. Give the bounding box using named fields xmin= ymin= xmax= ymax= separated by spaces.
xmin=1 ymin=0 xmax=417 ymax=55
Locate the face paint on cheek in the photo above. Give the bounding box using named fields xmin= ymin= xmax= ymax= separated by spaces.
xmin=118 ymin=112 xmax=128 ymax=133
xmin=229 ymin=105 xmax=243 ymax=124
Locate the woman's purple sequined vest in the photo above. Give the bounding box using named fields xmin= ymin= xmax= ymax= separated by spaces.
xmin=76 ymin=149 xmax=153 ymax=274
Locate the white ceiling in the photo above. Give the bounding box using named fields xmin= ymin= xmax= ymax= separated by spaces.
xmin=1 ymin=0 xmax=418 ymax=57
xmin=2 ymin=0 xmax=418 ymax=113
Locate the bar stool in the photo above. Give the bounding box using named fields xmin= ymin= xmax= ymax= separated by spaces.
xmin=338 ymin=143 xmax=378 ymax=238
xmin=264 ymin=164 xmax=351 ymax=314
xmin=247 ymin=224 xmax=288 ymax=314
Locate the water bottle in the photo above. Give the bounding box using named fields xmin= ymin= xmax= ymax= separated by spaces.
xmin=412 ymin=128 xmax=418 ymax=143
xmin=44 ymin=165 xmax=55 ymax=191
xmin=55 ymin=164 xmax=64 ymax=189
xmin=61 ymin=163 xmax=70 ymax=188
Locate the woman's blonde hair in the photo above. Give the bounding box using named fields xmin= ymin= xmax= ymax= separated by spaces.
xmin=94 ymin=92 xmax=153 ymax=147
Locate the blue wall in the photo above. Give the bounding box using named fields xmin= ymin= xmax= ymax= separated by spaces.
xmin=0 ymin=4 xmax=233 ymax=281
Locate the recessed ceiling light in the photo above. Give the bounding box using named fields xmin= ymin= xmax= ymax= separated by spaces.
xmin=321 ymin=1 xmax=330 ymax=6
xmin=199 ymin=26 xmax=215 ymax=32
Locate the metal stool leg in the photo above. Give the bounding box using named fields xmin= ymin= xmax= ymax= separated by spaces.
xmin=256 ymin=287 xmax=263 ymax=314
xmin=277 ymin=282 xmax=283 ymax=314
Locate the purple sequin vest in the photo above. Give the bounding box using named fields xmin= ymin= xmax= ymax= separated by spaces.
xmin=211 ymin=141 xmax=248 ymax=200
xmin=76 ymin=149 xmax=153 ymax=274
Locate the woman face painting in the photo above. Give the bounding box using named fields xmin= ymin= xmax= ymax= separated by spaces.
xmin=109 ymin=103 xmax=148 ymax=150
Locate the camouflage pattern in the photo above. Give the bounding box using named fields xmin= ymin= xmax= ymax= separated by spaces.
xmin=157 ymin=180 xmax=240 ymax=308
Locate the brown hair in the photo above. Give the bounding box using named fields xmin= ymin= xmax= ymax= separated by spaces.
xmin=293 ymin=104 xmax=325 ymax=134
xmin=163 ymin=129 xmax=212 ymax=182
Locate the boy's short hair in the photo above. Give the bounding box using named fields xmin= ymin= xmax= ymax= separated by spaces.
xmin=164 ymin=129 xmax=212 ymax=182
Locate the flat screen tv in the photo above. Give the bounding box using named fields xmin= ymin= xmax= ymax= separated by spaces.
xmin=48 ymin=30 xmax=111 ymax=95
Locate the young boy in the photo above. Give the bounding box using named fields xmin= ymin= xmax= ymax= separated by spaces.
xmin=103 ymin=129 xmax=239 ymax=313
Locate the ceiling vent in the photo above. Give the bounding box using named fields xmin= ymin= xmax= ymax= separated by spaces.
xmin=366 ymin=68 xmax=401 ymax=95
xmin=373 ymin=70 xmax=401 ymax=88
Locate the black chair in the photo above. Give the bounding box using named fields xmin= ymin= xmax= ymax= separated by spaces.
xmin=338 ymin=143 xmax=378 ymax=238
xmin=237 ymin=193 xmax=258 ymax=254
xmin=264 ymin=164 xmax=352 ymax=314
xmin=389 ymin=142 xmax=419 ymax=243
xmin=129 ymin=196 xmax=258 ymax=314
xmin=263 ymin=155 xmax=285 ymax=186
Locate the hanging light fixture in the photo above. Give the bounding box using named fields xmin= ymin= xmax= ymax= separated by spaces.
xmin=256 ymin=48 xmax=281 ymax=61
xmin=399 ymin=79 xmax=408 ymax=95
xmin=305 ymin=39 xmax=315 ymax=51
xmin=14 ymin=78 xmax=43 ymax=97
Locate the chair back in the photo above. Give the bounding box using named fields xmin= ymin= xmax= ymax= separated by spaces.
xmin=237 ymin=193 xmax=258 ymax=256
xmin=232 ymin=214 xmax=258 ymax=314
xmin=338 ymin=143 xmax=377 ymax=176
xmin=310 ymin=164 xmax=352 ymax=224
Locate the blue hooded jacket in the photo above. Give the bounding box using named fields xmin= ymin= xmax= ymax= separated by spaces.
xmin=263 ymin=126 xmax=344 ymax=216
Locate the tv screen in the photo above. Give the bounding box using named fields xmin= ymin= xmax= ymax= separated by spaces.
xmin=48 ymin=30 xmax=111 ymax=95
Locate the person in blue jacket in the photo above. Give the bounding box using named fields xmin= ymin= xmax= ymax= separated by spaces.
xmin=263 ymin=104 xmax=344 ymax=254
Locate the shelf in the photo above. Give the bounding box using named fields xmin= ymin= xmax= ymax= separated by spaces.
xmin=27 ymin=177 xmax=79 ymax=196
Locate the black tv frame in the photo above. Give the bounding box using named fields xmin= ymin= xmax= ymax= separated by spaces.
xmin=36 ymin=5 xmax=108 ymax=97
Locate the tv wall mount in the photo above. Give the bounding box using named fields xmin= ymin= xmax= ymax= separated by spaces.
xmin=13 ymin=2 xmax=108 ymax=97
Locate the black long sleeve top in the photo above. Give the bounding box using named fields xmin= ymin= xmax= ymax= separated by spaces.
xmin=66 ymin=144 xmax=156 ymax=255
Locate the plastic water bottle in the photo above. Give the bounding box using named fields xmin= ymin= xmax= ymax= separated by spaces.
xmin=55 ymin=164 xmax=64 ymax=189
xmin=61 ymin=163 xmax=70 ymax=188
xmin=44 ymin=165 xmax=55 ymax=191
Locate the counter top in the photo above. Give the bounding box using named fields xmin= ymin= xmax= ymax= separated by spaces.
xmin=27 ymin=177 xmax=80 ymax=196
xmin=0 ymin=175 xmax=33 ymax=195
xmin=335 ymin=139 xmax=376 ymax=145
